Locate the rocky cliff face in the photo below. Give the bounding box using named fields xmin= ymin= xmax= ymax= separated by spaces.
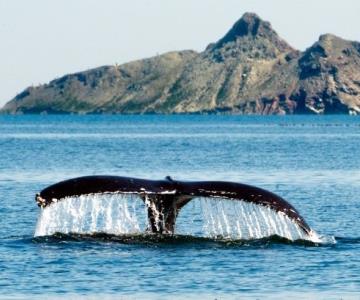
xmin=2 ymin=13 xmax=360 ymax=114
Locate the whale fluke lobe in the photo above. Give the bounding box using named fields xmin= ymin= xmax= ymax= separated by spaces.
xmin=35 ymin=176 xmax=313 ymax=239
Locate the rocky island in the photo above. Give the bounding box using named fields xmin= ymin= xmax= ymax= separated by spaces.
xmin=2 ymin=13 xmax=360 ymax=115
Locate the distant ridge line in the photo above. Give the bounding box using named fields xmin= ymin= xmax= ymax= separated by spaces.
xmin=2 ymin=12 xmax=360 ymax=115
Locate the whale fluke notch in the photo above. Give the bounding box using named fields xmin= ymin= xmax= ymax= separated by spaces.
xmin=35 ymin=175 xmax=311 ymax=236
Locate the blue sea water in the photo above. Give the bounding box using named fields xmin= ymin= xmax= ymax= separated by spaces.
xmin=0 ymin=115 xmax=360 ymax=299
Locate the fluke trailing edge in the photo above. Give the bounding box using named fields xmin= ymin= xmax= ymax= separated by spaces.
xmin=35 ymin=175 xmax=311 ymax=236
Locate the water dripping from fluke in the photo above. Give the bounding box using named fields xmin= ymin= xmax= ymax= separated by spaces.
xmin=34 ymin=175 xmax=334 ymax=244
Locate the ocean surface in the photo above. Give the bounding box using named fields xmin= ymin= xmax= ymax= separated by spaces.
xmin=0 ymin=115 xmax=359 ymax=299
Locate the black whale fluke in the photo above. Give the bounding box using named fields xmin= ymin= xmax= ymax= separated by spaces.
xmin=35 ymin=175 xmax=311 ymax=235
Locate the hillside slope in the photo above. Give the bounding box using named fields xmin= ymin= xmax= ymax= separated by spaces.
xmin=2 ymin=13 xmax=360 ymax=114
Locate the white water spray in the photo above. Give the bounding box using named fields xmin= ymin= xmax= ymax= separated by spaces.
xmin=34 ymin=194 xmax=146 ymax=237
xmin=177 ymin=197 xmax=320 ymax=241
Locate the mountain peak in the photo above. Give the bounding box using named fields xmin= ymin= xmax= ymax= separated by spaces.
xmin=212 ymin=12 xmax=293 ymax=52
xmin=234 ymin=12 xmax=267 ymax=36
xmin=302 ymin=33 xmax=354 ymax=59
xmin=207 ymin=12 xmax=294 ymax=60
xmin=216 ymin=13 xmax=274 ymax=43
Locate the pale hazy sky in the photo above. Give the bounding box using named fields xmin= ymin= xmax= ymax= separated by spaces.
xmin=1 ymin=0 xmax=359 ymax=106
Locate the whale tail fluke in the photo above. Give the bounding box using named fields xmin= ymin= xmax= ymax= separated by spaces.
xmin=35 ymin=175 xmax=313 ymax=239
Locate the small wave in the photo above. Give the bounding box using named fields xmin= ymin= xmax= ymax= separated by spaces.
xmin=331 ymin=236 xmax=360 ymax=244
